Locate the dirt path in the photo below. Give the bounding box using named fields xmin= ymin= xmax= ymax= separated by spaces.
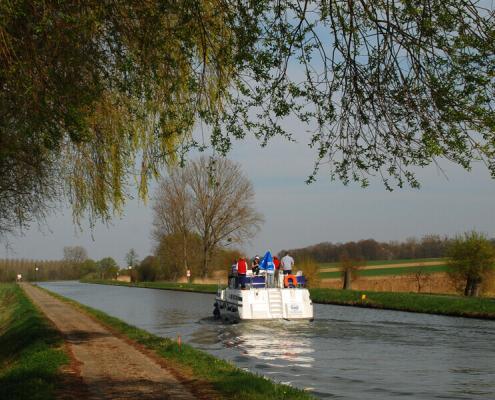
xmin=319 ymin=260 xmax=445 ymax=273
xmin=21 ymin=283 xmax=198 ymax=400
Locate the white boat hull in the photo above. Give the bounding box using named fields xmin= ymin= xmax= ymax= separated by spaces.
xmin=215 ymin=287 xmax=314 ymax=321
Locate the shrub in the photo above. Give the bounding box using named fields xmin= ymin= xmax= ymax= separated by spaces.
xmin=297 ymin=258 xmax=321 ymax=288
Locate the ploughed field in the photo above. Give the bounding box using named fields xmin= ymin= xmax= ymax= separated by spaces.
xmin=318 ymin=258 xmax=495 ymax=295
xmin=318 ymin=258 xmax=448 ymax=279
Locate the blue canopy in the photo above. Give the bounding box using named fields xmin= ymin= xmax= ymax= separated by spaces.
xmin=259 ymin=251 xmax=275 ymax=271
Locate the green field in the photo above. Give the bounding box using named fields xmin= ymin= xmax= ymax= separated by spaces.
xmin=0 ymin=284 xmax=68 ymax=400
xmin=318 ymin=257 xmax=444 ymax=269
xmin=319 ymin=264 xmax=449 ymax=279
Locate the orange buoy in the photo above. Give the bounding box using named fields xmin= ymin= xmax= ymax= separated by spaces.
xmin=284 ymin=274 xmax=297 ymax=288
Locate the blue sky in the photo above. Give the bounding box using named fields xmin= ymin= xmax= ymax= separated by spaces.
xmin=2 ymin=128 xmax=494 ymax=267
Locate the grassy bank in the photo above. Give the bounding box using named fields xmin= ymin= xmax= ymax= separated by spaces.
xmin=83 ymin=279 xmax=495 ymax=319
xmin=0 ymin=284 xmax=67 ymax=400
xmin=310 ymin=288 xmax=495 ymax=319
xmin=44 ymin=287 xmax=313 ymax=400
xmin=82 ymin=279 xmax=219 ymax=293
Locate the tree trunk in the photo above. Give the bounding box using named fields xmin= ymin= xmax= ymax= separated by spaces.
xmin=472 ymin=283 xmax=481 ymax=297
xmin=202 ymin=245 xmax=209 ymax=279
xmin=471 ymin=276 xmax=482 ymax=297
xmin=182 ymin=231 xmax=189 ymax=282
xmin=343 ymin=269 xmax=352 ymax=290
xmin=464 ymin=276 xmax=482 ymax=297
xmin=464 ymin=277 xmax=473 ymax=296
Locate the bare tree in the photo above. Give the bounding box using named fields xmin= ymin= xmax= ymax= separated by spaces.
xmin=339 ymin=255 xmax=364 ymax=290
xmin=63 ymin=246 xmax=88 ymax=279
xmin=152 ymin=156 xmax=263 ymax=279
xmin=153 ymin=167 xmax=192 ymax=276
xmin=125 ymin=248 xmax=139 ymax=268
xmin=187 ymin=157 xmax=263 ymax=278
xmin=412 ymin=265 xmax=431 ymax=293
xmin=63 ymin=246 xmax=88 ymax=264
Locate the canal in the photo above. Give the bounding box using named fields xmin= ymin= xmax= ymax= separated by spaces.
xmin=39 ymin=281 xmax=495 ymax=399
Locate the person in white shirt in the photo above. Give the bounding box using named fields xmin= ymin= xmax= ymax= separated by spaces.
xmin=281 ymin=252 xmax=294 ymax=275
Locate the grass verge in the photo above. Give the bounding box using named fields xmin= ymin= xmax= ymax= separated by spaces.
xmin=42 ymin=287 xmax=314 ymax=400
xmin=82 ymin=279 xmax=219 ymax=294
xmin=310 ymin=288 xmax=495 ymax=319
xmin=0 ymin=284 xmax=67 ymax=400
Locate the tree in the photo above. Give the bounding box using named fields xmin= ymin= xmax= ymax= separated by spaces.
xmin=137 ymin=256 xmax=159 ymax=282
xmin=187 ymin=157 xmax=263 ymax=278
xmin=155 ymin=232 xmax=203 ymax=281
xmin=339 ymin=255 xmax=364 ymax=290
xmin=411 ymin=265 xmax=432 ymax=293
xmin=1 ymin=2 xmax=494 ymax=236
xmin=79 ymin=259 xmax=97 ymax=278
xmin=63 ymin=246 xmax=88 ymax=264
xmin=97 ymin=257 xmax=119 ymax=280
xmin=125 ymin=249 xmax=139 ymax=269
xmin=447 ymin=232 xmax=495 ymax=297
xmin=1 ymin=1 xmax=239 ymax=234
xmin=63 ymin=246 xmax=88 ymax=279
xmin=152 ymin=167 xmax=192 ymax=277
xmin=214 ymin=1 xmax=495 ymax=190
xmin=153 ymin=156 xmax=263 ymax=278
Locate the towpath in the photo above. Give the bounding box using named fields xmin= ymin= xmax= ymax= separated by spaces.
xmin=21 ymin=283 xmax=199 ymax=400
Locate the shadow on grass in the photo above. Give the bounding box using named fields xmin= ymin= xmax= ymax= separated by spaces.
xmin=0 ymin=285 xmax=67 ymax=400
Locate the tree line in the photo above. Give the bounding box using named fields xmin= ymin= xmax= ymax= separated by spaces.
xmin=0 ymin=246 xmax=120 ymax=282
xmin=282 ymin=235 xmax=495 ymax=263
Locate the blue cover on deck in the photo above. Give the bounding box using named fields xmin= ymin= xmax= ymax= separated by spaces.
xmin=296 ymin=276 xmax=306 ymax=286
xmin=259 ymin=251 xmax=275 ymax=272
xmin=251 ymin=276 xmax=265 ymax=288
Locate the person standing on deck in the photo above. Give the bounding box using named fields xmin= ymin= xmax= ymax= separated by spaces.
xmin=259 ymin=251 xmax=275 ymax=287
xmin=236 ymin=257 xmax=248 ymax=288
xmin=281 ymin=252 xmax=294 ymax=275
xmin=273 ymin=256 xmax=281 ymax=287
xmin=251 ymin=256 xmax=260 ymax=276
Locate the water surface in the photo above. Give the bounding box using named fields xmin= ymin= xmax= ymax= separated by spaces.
xmin=39 ymin=282 xmax=495 ymax=399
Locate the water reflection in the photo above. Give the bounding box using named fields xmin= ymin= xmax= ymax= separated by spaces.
xmin=218 ymin=321 xmax=315 ymax=367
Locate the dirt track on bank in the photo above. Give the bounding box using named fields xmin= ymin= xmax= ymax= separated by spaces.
xmin=21 ymin=283 xmax=200 ymax=400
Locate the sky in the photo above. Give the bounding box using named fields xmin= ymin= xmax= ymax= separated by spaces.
xmin=2 ymin=130 xmax=495 ymax=266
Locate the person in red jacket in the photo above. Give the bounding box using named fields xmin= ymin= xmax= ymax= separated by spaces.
xmin=236 ymin=258 xmax=247 ymax=275
xmin=236 ymin=257 xmax=248 ymax=288
xmin=273 ymin=256 xmax=281 ymax=287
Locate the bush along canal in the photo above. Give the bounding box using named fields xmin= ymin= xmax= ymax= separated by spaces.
xmin=85 ymin=279 xmax=495 ymax=319
xmin=33 ymin=283 xmax=314 ymax=400
xmin=0 ymin=283 xmax=68 ymax=400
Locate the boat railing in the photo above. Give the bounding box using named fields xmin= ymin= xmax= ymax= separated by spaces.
xmin=227 ymin=273 xmax=307 ymax=289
